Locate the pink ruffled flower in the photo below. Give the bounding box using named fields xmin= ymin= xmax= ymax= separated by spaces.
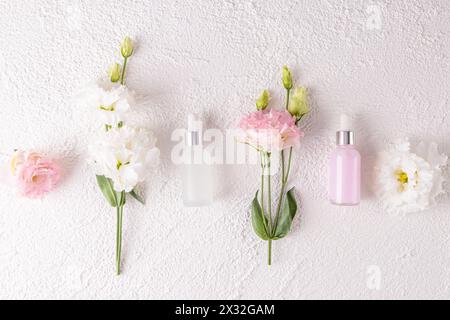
xmin=13 ymin=152 xmax=60 ymax=198
xmin=239 ymin=109 xmax=304 ymax=152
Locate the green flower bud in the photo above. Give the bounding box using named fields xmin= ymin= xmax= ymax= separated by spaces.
xmin=256 ymin=90 xmax=270 ymax=110
xmin=120 ymin=36 xmax=134 ymax=58
xmin=282 ymin=65 xmax=293 ymax=90
xmin=108 ymin=63 xmax=121 ymax=83
xmin=288 ymin=87 xmax=309 ymax=118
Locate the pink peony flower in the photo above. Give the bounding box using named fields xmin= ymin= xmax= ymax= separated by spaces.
xmin=239 ymin=109 xmax=304 ymax=152
xmin=13 ymin=152 xmax=60 ymax=198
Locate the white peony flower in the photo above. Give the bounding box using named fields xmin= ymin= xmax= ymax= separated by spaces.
xmin=374 ymin=139 xmax=447 ymax=215
xmin=79 ymin=79 xmax=135 ymax=127
xmin=89 ymin=125 xmax=160 ymax=192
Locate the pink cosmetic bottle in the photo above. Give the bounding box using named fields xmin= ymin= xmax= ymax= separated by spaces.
xmin=329 ymin=114 xmax=361 ymax=206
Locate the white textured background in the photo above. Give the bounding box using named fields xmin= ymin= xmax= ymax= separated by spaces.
xmin=0 ymin=0 xmax=449 ymax=300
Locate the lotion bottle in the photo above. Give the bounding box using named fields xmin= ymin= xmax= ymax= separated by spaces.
xmin=329 ymin=114 xmax=361 ymax=206
xmin=182 ymin=114 xmax=213 ymax=207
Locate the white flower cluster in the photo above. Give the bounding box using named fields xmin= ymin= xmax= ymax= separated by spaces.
xmin=89 ymin=126 xmax=160 ymax=192
xmin=85 ymin=79 xmax=160 ymax=192
xmin=375 ymin=139 xmax=447 ymax=215
xmin=82 ymin=79 xmax=135 ymax=128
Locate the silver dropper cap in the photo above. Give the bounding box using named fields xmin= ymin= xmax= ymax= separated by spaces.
xmin=186 ymin=114 xmax=202 ymax=146
xmin=336 ymin=114 xmax=355 ymax=145
xmin=336 ymin=131 xmax=355 ymax=145
xmin=187 ymin=131 xmax=200 ymax=146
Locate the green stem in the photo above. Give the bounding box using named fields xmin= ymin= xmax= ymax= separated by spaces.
xmin=272 ymin=147 xmax=293 ymax=236
xmin=116 ymin=206 xmax=121 ymax=275
xmin=275 ymin=151 xmax=286 ymax=226
xmin=116 ymin=192 xmax=125 ymax=275
xmin=266 ymin=153 xmax=273 ymax=266
xmin=285 ymin=147 xmax=293 ymax=181
xmin=261 ymin=152 xmax=273 ymax=266
xmin=285 ymin=89 xmax=291 ymax=110
xmin=284 ymin=86 xmax=294 ymax=182
xmin=272 ymin=89 xmax=293 ymax=237
xmin=259 ymin=153 xmax=269 ymax=236
xmin=267 ymin=154 xmax=272 ymax=232
xmin=268 ymin=239 xmax=272 ymax=266
xmin=120 ymin=57 xmax=128 ymax=85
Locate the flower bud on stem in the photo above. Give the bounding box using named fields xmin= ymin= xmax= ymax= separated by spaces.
xmin=119 ymin=37 xmax=134 ymax=85
xmin=256 ymin=90 xmax=270 ymax=110
xmin=282 ymin=65 xmax=293 ymax=90
xmin=120 ymin=57 xmax=128 ymax=85
xmin=109 ymin=63 xmax=121 ymax=83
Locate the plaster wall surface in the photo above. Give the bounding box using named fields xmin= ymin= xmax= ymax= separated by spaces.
xmin=0 ymin=0 xmax=449 ymax=299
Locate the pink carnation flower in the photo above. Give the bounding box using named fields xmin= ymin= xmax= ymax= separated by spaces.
xmin=239 ymin=109 xmax=304 ymax=152
xmin=13 ymin=152 xmax=60 ymax=198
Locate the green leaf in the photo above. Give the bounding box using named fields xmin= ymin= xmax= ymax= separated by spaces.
xmin=129 ymin=189 xmax=145 ymax=205
xmin=251 ymin=191 xmax=270 ymax=240
xmin=273 ymin=187 xmax=298 ymax=240
xmin=96 ymin=175 xmax=117 ymax=207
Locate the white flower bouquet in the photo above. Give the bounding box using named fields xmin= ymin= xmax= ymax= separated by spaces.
xmin=82 ymin=37 xmax=160 ymax=275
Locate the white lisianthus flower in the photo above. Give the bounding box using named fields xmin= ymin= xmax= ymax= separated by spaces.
xmin=80 ymin=79 xmax=135 ymax=127
xmin=374 ymin=139 xmax=447 ymax=215
xmin=89 ymin=125 xmax=160 ymax=192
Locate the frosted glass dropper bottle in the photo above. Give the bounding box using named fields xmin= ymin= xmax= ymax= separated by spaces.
xmin=182 ymin=114 xmax=213 ymax=207
xmin=329 ymin=114 xmax=361 ymax=206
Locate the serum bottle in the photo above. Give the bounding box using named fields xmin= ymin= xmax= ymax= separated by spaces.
xmin=329 ymin=114 xmax=361 ymax=206
xmin=182 ymin=114 xmax=213 ymax=207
